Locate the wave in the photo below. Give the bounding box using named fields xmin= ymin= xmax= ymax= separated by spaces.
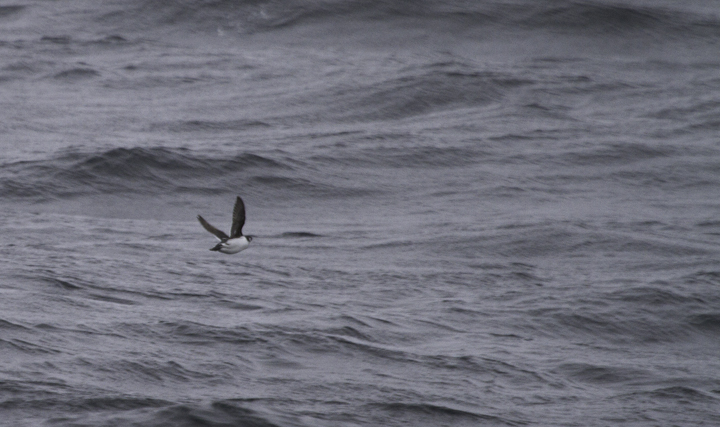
xmin=0 ymin=138 xmax=492 ymax=201
xmin=688 ymin=313 xmax=720 ymax=333
xmin=509 ymin=278 xmax=720 ymax=345
xmin=559 ymin=143 xmax=677 ymax=167
xmin=153 ymin=320 xmax=259 ymax=345
xmin=314 ymin=62 xmax=528 ymax=122
xmin=555 ymin=363 xmax=651 ymax=385
xmin=150 ymin=119 xmax=272 ymax=133
xmin=0 ymin=395 xmax=170 ymax=412
xmin=519 ymin=3 xmax=683 ymax=34
xmin=145 ymin=401 xmax=282 ymax=427
xmin=0 ymin=5 xmax=24 ymax=18
xmin=0 ymin=318 xmax=31 ymax=331
xmin=10 ymin=0 xmax=714 ymax=47
xmin=52 ymin=68 xmax=102 ymax=81
xmin=639 ymin=386 xmax=718 ymax=402
xmin=0 ymin=146 xmax=370 ymax=201
xmin=280 ymin=231 xmax=323 ymax=238
xmin=364 ymin=402 xmax=521 ymax=426
xmin=84 ymin=0 xmax=720 ymax=43
xmin=0 ymin=395 xmax=279 ymax=427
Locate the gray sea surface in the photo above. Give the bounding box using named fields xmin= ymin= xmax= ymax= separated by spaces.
xmin=2 ymin=1 xmax=720 ymax=426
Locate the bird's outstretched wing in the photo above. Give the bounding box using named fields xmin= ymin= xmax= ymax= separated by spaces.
xmin=230 ymin=196 xmax=246 ymax=238
xmin=197 ymin=215 xmax=229 ymax=240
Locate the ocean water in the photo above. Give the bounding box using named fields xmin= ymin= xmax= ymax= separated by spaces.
xmin=2 ymin=0 xmax=720 ymax=425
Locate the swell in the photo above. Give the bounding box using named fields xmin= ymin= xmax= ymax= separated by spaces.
xmin=142 ymin=401 xmax=281 ymax=427
xmin=314 ymin=63 xmax=530 ymax=122
xmin=1 ymin=396 xmax=280 ymax=427
xmin=11 ymin=0 xmax=712 ymax=44
xmin=508 ymin=268 xmax=720 ymax=345
xmin=89 ymin=0 xmax=720 ymax=42
xmin=0 ymin=394 xmax=170 ymax=412
xmin=517 ymin=2 xmax=714 ymax=36
xmin=364 ymin=402 xmax=520 ymax=426
xmin=0 ymin=146 xmax=370 ymax=200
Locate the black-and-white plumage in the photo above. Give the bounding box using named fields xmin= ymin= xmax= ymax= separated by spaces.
xmin=197 ymin=196 xmax=253 ymax=254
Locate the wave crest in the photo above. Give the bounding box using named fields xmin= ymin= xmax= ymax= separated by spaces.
xmin=0 ymin=146 xmax=371 ymax=200
xmin=93 ymin=0 xmax=720 ymax=42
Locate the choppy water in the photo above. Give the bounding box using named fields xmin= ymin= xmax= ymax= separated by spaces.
xmin=2 ymin=1 xmax=720 ymax=426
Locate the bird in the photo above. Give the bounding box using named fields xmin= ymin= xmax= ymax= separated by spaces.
xmin=197 ymin=196 xmax=253 ymax=254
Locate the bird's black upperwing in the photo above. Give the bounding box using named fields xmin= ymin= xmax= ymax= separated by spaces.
xmin=230 ymin=196 xmax=246 ymax=238
xmin=197 ymin=215 xmax=229 ymax=240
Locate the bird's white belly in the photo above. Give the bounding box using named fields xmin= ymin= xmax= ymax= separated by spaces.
xmin=219 ymin=237 xmax=249 ymax=254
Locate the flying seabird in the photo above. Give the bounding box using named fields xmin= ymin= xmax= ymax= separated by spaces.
xmin=197 ymin=196 xmax=253 ymax=254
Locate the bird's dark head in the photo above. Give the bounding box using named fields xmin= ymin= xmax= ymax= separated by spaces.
xmin=246 ymin=235 xmax=253 ymax=242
